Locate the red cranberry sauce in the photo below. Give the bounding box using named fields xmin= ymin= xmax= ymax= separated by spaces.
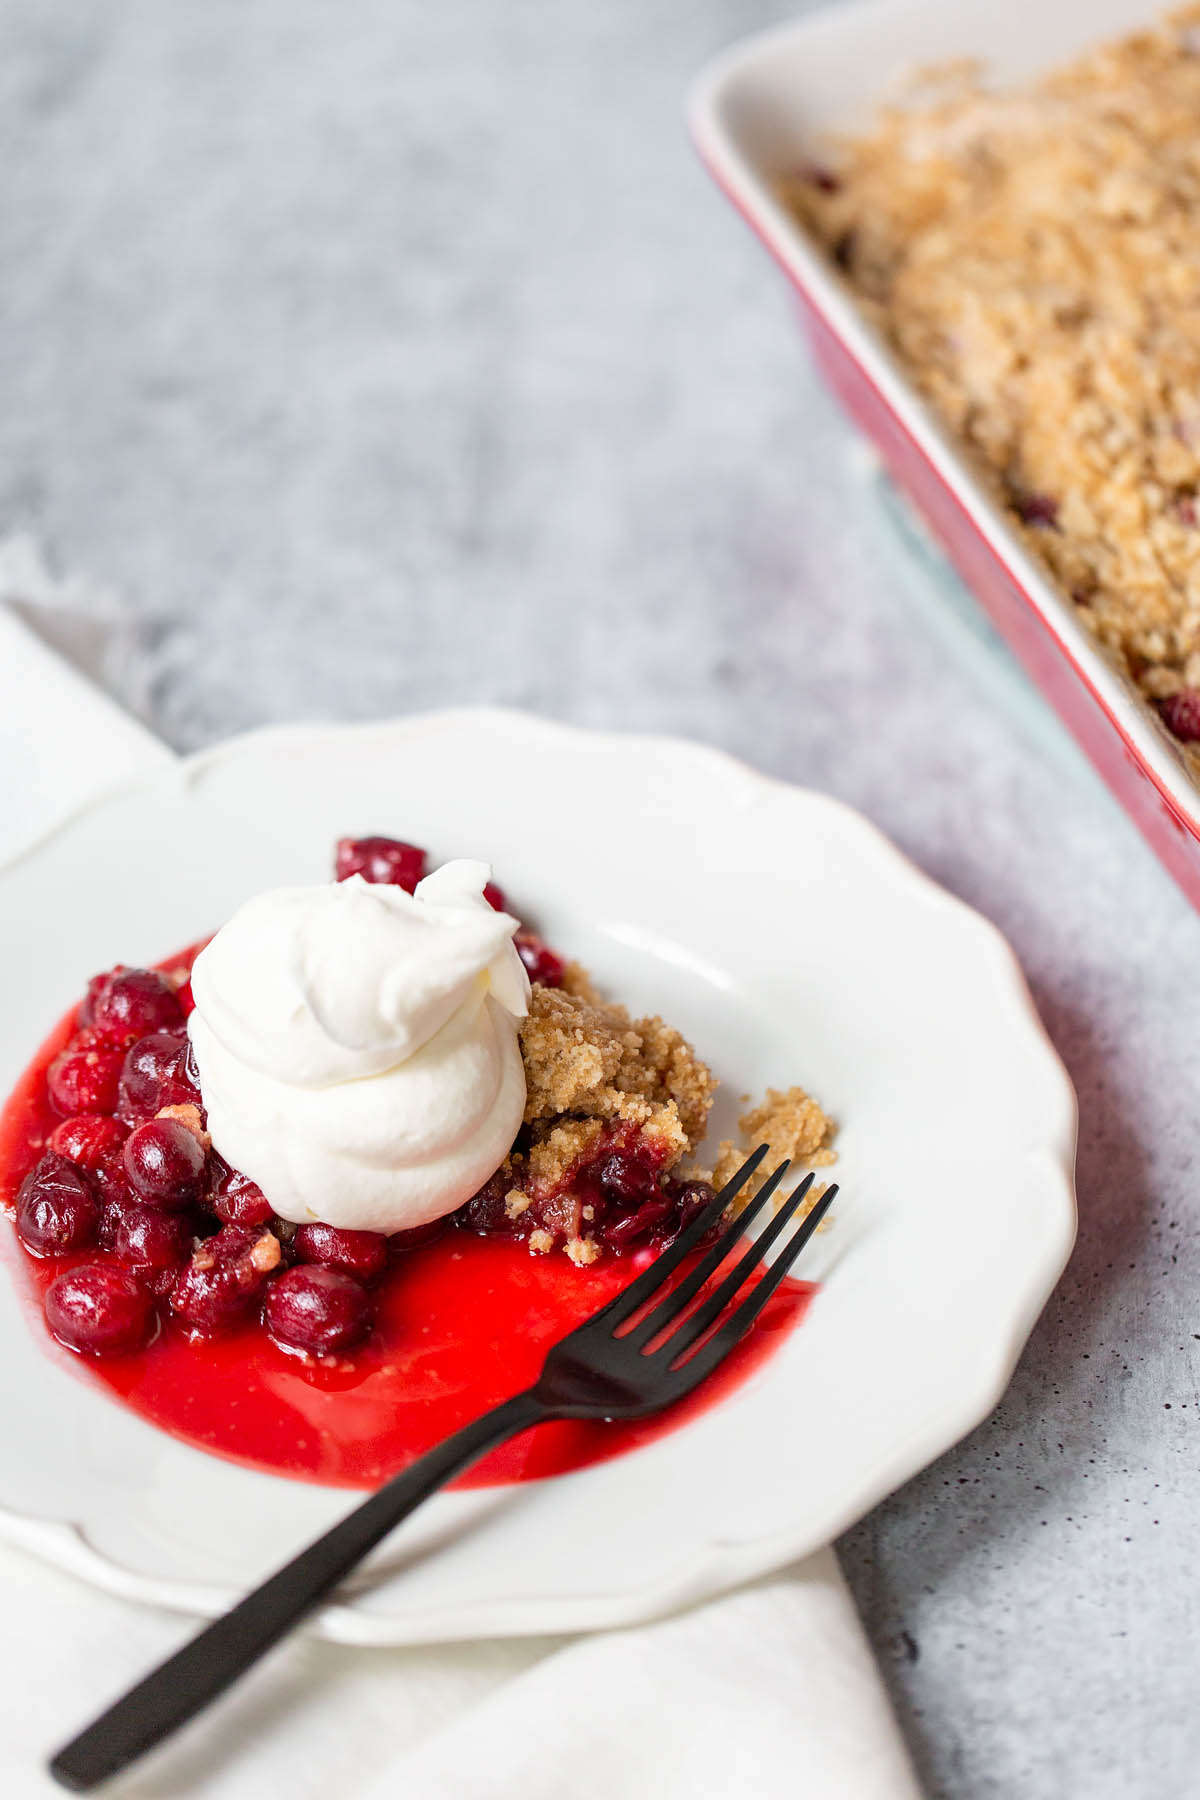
xmin=0 ymin=838 xmax=813 ymax=1489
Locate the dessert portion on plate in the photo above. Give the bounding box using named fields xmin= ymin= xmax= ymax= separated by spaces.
xmin=0 ymin=833 xmax=833 ymax=1485
xmin=788 ymin=5 xmax=1200 ymax=763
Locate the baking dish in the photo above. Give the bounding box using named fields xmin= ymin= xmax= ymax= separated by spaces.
xmin=689 ymin=0 xmax=1200 ymax=906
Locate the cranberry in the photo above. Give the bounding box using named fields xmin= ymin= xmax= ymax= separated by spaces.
xmin=47 ymin=1040 xmax=125 ymax=1116
xmin=210 ymin=1167 xmax=275 ymax=1227
xmin=49 ymin=1114 xmax=130 ymax=1200
xmin=515 ymin=933 xmax=565 ymax=988
xmin=483 ymin=882 xmax=510 ymax=913
xmin=602 ymin=1197 xmax=674 ymax=1252
xmin=170 ymin=1223 xmax=281 ymax=1333
xmin=293 ymin=1222 xmax=388 ymax=1283
xmin=456 ymin=1171 xmax=517 ymax=1235
xmin=45 ymin=1263 xmax=152 ymax=1356
xmin=89 ymin=968 xmax=183 ymax=1049
xmin=390 ymin=1217 xmax=449 ymax=1250
xmin=76 ymin=970 xmax=110 ymax=1029
xmin=264 ymin=1266 xmax=371 ymax=1355
xmin=117 ymin=1032 xmax=197 ymax=1121
xmin=1158 ymin=690 xmax=1200 ymax=743
xmin=671 ymin=1178 xmax=718 ymax=1230
xmin=16 ymin=1153 xmax=100 ymax=1256
xmin=805 ymin=163 xmax=841 ymax=194
xmin=334 ymin=836 xmax=427 ymax=891
xmin=597 ymin=1151 xmax=658 ymax=1207
xmin=1014 ymin=492 xmax=1058 ymax=527
xmin=123 ymin=1118 xmax=206 ymax=1209
xmin=103 ymin=1201 xmax=194 ymax=1293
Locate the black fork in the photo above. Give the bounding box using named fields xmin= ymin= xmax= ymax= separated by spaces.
xmin=50 ymin=1148 xmax=838 ymax=1793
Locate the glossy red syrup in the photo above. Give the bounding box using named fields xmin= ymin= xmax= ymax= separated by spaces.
xmin=0 ymin=1004 xmax=814 ymax=1490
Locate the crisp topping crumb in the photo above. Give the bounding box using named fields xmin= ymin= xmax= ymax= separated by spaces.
xmin=528 ymin=1228 xmax=554 ymax=1255
xmin=713 ymin=1086 xmax=838 ymax=1206
xmin=565 ymin=1235 xmax=600 ymax=1267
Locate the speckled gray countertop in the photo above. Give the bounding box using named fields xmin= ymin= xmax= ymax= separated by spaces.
xmin=4 ymin=2 xmax=1200 ymax=1794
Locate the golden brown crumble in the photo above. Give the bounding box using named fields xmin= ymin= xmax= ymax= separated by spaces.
xmin=516 ymin=982 xmax=716 ymax=1194
xmin=787 ymin=5 xmax=1200 ymax=763
xmin=712 ymin=1087 xmax=838 ymax=1205
xmin=497 ymin=975 xmax=835 ymax=1257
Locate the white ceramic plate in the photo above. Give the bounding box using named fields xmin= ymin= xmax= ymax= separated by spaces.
xmin=0 ymin=711 xmax=1076 ymax=1645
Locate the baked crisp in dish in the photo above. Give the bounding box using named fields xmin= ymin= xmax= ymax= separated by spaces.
xmin=788 ymin=5 xmax=1200 ymax=762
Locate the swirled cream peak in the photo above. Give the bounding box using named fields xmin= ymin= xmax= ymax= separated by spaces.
xmin=187 ymin=862 xmax=530 ymax=1234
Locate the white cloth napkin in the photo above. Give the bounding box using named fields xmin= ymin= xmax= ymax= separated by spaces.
xmin=0 ymin=556 xmax=921 ymax=1800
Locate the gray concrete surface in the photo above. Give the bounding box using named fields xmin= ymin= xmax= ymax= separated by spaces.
xmin=3 ymin=2 xmax=1199 ymax=1794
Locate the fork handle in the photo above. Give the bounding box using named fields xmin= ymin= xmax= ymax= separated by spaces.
xmin=50 ymin=1387 xmax=549 ymax=1793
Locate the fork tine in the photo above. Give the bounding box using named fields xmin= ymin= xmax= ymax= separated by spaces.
xmin=621 ymin=1161 xmax=792 ymax=1349
xmin=674 ymin=1182 xmax=839 ymax=1380
xmin=655 ymin=1172 xmax=817 ymax=1362
xmin=588 ymin=1145 xmax=769 ymax=1331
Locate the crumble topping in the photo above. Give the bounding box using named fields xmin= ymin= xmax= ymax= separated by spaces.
xmin=787 ymin=5 xmax=1200 ymax=765
xmin=517 ymin=982 xmax=716 ymax=1187
xmin=477 ymin=978 xmax=836 ymax=1259
xmin=712 ymin=1087 xmax=838 ymax=1204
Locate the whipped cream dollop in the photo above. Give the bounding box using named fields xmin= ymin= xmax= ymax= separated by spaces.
xmin=187 ymin=861 xmax=530 ymax=1234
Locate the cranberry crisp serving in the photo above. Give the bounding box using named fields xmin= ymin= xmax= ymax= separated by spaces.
xmin=2 ymin=834 xmax=835 ymax=1366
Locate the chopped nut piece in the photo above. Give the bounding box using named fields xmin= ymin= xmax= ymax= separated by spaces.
xmin=155 ymin=1103 xmax=211 ymax=1152
xmin=250 ymin=1231 xmax=283 ymax=1274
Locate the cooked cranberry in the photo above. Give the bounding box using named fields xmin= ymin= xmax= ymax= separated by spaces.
xmin=602 ymin=1197 xmax=674 ymax=1252
xmin=804 ymin=161 xmax=841 ymax=192
xmin=514 ymin=933 xmax=565 ymax=988
xmin=1158 ymin=690 xmax=1200 ymax=743
xmin=671 ymin=1179 xmax=718 ymax=1230
xmin=334 ymin=836 xmax=427 ymax=891
xmin=123 ymin=1118 xmax=206 ymax=1209
xmin=264 ymin=1266 xmax=371 ymax=1355
xmin=89 ymin=968 xmax=183 ymax=1049
xmin=483 ymin=882 xmax=509 ymax=913
xmin=117 ymin=1032 xmax=197 ymax=1121
xmin=293 ymin=1222 xmax=388 ymax=1282
xmin=16 ymin=1153 xmax=100 ymax=1256
xmin=456 ymin=1171 xmax=517 ymax=1235
xmin=390 ymin=1217 xmax=450 ymax=1250
xmin=104 ymin=1201 xmax=194 ymax=1292
xmin=170 ymin=1223 xmax=281 ymax=1333
xmin=49 ymin=1114 xmax=130 ymax=1200
xmin=175 ymin=978 xmax=195 ymax=1017
xmin=1014 ymin=492 xmax=1058 ymax=527
xmin=45 ymin=1263 xmax=152 ymax=1356
xmin=598 ymin=1152 xmax=658 ymax=1207
xmin=76 ymin=970 xmax=110 ymax=1028
xmin=210 ymin=1167 xmax=275 ymax=1227
xmin=47 ymin=1040 xmax=125 ymax=1116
